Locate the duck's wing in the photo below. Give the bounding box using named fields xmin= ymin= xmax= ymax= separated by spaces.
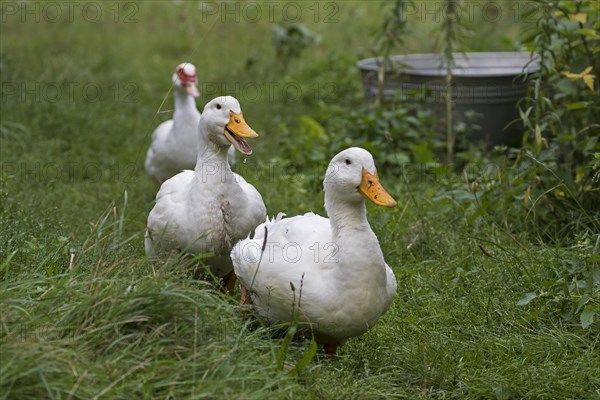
xmin=384 ymin=263 xmax=397 ymax=311
xmin=232 ymin=212 xmax=333 ymax=318
xmin=232 ymin=212 xmax=332 ymax=280
xmin=145 ymin=120 xmax=174 ymax=182
xmin=249 ymin=212 xmax=330 ymax=244
xmin=145 ymin=170 xmax=195 ymax=255
xmin=154 ymin=170 xmax=194 ymax=201
xmin=151 ymin=119 xmax=173 ymax=141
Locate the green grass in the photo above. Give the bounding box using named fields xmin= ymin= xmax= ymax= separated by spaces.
xmin=1 ymin=1 xmax=599 ymax=399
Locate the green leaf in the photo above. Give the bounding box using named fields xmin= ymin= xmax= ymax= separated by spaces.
xmin=299 ymin=116 xmax=327 ymax=140
xmin=574 ymin=29 xmax=600 ymax=38
xmin=409 ymin=144 xmax=434 ymax=164
xmin=289 ymin=338 xmax=318 ymax=376
xmin=565 ymin=101 xmax=590 ymax=110
xmin=534 ymin=125 xmax=542 ymax=154
xmin=276 ymin=325 xmax=296 ymax=371
xmin=580 ymin=306 xmax=596 ymax=329
xmin=517 ymin=292 xmax=537 ymax=306
xmin=468 ymin=199 xmax=489 ymax=226
xmin=0 ymin=249 xmax=18 ymax=278
xmin=576 ymin=294 xmax=590 ymax=313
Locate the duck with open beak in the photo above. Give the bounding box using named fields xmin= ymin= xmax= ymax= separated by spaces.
xmin=223 ymin=110 xmax=258 ymax=156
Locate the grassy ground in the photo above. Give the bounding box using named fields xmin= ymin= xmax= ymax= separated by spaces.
xmin=1 ymin=1 xmax=599 ymax=399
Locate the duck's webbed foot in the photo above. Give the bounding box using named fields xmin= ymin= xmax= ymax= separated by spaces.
xmin=323 ymin=343 xmax=338 ymax=358
xmin=222 ymin=271 xmax=237 ymax=293
xmin=240 ymin=284 xmax=251 ymax=306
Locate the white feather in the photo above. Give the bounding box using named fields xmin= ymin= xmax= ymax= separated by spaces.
xmin=146 ymin=96 xmax=266 ymax=278
xmin=232 ymin=147 xmax=396 ymax=344
xmin=145 ymin=63 xmax=235 ymax=183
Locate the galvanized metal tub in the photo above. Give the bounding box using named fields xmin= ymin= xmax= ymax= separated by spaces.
xmin=357 ymin=52 xmax=540 ymax=146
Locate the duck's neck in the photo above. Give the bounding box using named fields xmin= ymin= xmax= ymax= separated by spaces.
xmin=325 ymin=192 xmax=386 ymax=287
xmin=324 ymin=192 xmax=371 ymax=238
xmin=173 ymin=89 xmax=198 ymax=122
xmin=194 ymin=139 xmax=233 ymax=182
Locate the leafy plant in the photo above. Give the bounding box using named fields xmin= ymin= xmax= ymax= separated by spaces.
xmin=373 ymin=0 xmax=413 ymax=105
xmin=517 ymin=233 xmax=600 ymax=329
xmin=519 ymin=0 xmax=600 ymax=217
xmin=272 ymin=23 xmax=319 ymax=71
xmin=274 ymin=278 xmax=318 ymax=376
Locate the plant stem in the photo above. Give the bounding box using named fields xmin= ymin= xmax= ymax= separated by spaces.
xmin=446 ymin=61 xmax=453 ymax=161
xmin=443 ymin=0 xmax=457 ymax=162
xmin=376 ymin=0 xmax=412 ymax=105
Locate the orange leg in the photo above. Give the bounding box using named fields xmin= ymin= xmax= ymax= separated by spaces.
xmin=324 ymin=343 xmax=338 ymax=357
xmin=222 ymin=271 xmax=237 ymax=293
xmin=240 ymin=284 xmax=251 ymax=306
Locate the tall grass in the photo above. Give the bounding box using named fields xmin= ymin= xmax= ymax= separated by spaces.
xmin=1 ymin=1 xmax=598 ymax=398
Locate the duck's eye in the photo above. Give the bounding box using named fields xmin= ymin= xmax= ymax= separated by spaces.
xmin=345 ymin=159 xmax=352 ymax=165
xmin=216 ymin=104 xmax=222 ymax=110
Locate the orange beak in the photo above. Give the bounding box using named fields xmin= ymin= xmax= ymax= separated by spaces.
xmin=224 ymin=111 xmax=259 ymax=156
xmin=358 ymin=168 xmax=397 ymax=207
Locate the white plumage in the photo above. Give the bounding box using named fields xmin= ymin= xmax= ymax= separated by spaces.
xmin=232 ymin=147 xmax=397 ymax=355
xmin=144 ymin=63 xmax=235 ymax=183
xmin=146 ymin=96 xmax=266 ymax=282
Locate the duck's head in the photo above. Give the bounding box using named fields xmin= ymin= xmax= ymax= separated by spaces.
xmin=200 ymin=96 xmax=258 ymax=156
xmin=324 ymin=147 xmax=397 ymax=207
xmin=173 ymin=62 xmax=200 ymax=97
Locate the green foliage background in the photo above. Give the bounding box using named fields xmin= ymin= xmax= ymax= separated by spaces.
xmin=1 ymin=1 xmax=599 ymax=398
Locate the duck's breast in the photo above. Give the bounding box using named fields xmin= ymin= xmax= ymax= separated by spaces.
xmin=182 ymin=172 xmax=265 ymax=255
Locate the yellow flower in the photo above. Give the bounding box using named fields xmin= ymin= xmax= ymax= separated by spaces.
xmin=562 ymin=66 xmax=596 ymax=91
xmin=570 ymin=13 xmax=587 ymax=24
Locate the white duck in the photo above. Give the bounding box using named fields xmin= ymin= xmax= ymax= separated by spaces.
xmin=146 ymin=96 xmax=266 ymax=288
xmin=144 ymin=63 xmax=235 ymax=183
xmin=231 ymin=147 xmax=397 ymax=356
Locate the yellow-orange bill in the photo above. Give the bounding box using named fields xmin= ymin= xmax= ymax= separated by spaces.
xmin=224 ymin=111 xmax=258 ymax=156
xmin=226 ymin=111 xmax=258 ymax=138
xmin=358 ymin=168 xmax=397 ymax=207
